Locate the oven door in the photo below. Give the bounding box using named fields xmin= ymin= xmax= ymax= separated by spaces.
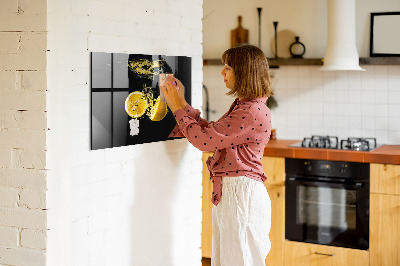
xmin=285 ymin=177 xmax=369 ymax=250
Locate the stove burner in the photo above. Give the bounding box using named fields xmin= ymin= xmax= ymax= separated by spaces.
xmin=294 ymin=136 xmax=378 ymax=151
xmin=301 ymin=135 xmax=339 ymax=149
xmin=340 ymin=137 xmax=377 ymax=151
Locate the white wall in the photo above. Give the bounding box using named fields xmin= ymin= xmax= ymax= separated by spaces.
xmin=204 ymin=65 xmax=400 ymax=144
xmin=0 ymin=0 xmax=48 ymax=265
xmin=203 ymin=0 xmax=400 ymax=145
xmin=203 ymin=0 xmax=400 ymax=58
xmin=47 ymin=0 xmax=203 ymax=266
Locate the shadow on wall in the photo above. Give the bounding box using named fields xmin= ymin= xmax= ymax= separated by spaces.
xmin=129 ymin=139 xmax=189 ymax=265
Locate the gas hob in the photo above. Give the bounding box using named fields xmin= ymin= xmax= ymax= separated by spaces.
xmin=289 ymin=135 xmax=383 ymax=151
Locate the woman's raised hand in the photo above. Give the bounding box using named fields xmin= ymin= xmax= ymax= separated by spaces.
xmin=160 ymin=76 xmax=185 ymax=113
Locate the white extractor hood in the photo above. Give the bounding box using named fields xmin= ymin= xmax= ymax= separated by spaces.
xmin=320 ymin=0 xmax=365 ymax=71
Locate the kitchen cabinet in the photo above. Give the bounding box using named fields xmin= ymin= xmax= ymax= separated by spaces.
xmin=370 ymin=163 xmax=400 ymax=195
xmin=284 ymin=241 xmax=369 ymax=266
xmin=202 ymin=152 xmax=213 ymax=258
xmin=370 ymin=163 xmax=400 ymax=266
xmin=261 ymin=156 xmax=285 ymax=266
xmin=201 ymin=153 xmax=286 ymax=266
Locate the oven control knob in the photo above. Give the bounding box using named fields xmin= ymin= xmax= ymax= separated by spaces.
xmin=304 ymin=161 xmax=312 ymax=171
xmin=340 ymin=164 xmax=347 ymax=174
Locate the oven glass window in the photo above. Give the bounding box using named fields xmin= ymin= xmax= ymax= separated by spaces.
xmin=297 ymin=186 xmax=356 ymax=230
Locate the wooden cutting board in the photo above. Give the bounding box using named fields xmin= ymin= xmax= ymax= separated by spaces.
xmin=231 ymin=16 xmax=249 ymax=48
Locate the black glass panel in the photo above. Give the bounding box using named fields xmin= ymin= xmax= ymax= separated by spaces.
xmin=113 ymin=91 xmax=129 ymax=147
xmin=91 ymin=53 xmax=112 ymax=88
xmin=91 ymin=92 xmax=112 ymax=149
xmin=90 ymin=52 xmax=191 ymax=150
xmin=113 ymin=53 xmax=129 ymax=89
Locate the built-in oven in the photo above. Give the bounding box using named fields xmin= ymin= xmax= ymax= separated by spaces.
xmin=285 ymin=158 xmax=370 ymax=250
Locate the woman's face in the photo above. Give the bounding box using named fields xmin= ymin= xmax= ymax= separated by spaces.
xmin=220 ymin=64 xmax=235 ymax=89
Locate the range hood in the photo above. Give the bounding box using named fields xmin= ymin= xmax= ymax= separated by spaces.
xmin=320 ymin=0 xmax=365 ymax=71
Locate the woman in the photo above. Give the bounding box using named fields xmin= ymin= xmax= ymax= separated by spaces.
xmin=161 ymin=44 xmax=273 ymax=266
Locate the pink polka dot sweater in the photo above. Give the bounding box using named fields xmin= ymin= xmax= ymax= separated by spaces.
xmin=169 ymin=97 xmax=272 ymax=206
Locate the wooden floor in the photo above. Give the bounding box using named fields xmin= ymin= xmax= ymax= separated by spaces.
xmin=202 ymin=257 xmax=211 ymax=266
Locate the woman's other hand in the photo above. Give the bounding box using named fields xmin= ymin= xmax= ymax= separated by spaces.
xmin=160 ymin=76 xmax=186 ymax=113
xmin=171 ymin=76 xmax=187 ymax=107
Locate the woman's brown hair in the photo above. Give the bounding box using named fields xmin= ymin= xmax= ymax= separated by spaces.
xmin=221 ymin=44 xmax=273 ymax=99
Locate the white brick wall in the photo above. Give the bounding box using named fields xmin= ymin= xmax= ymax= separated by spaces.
xmin=0 ymin=0 xmax=48 ymax=265
xmin=47 ymin=1 xmax=203 ymax=266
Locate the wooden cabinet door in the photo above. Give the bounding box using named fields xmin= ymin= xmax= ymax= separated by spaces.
xmin=370 ymin=193 xmax=400 ymax=266
xmin=202 ymin=152 xmax=213 ymax=258
xmin=284 ymin=241 xmax=369 ymax=266
xmin=370 ymin=163 xmax=400 ymax=195
xmin=262 ymin=156 xmax=285 ymax=186
xmin=264 ymin=184 xmax=284 ymax=266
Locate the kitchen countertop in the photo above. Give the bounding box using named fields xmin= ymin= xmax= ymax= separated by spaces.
xmin=263 ymin=139 xmax=400 ymax=165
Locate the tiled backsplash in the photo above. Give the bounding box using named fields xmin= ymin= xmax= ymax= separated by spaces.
xmin=203 ymin=65 xmax=400 ymax=144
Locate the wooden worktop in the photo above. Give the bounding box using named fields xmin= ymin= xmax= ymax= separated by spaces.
xmin=263 ymin=139 xmax=400 ymax=165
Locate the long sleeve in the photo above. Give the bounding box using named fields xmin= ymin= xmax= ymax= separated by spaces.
xmin=168 ymin=104 xmax=212 ymax=138
xmin=172 ymin=105 xmax=256 ymax=152
xmin=172 ymin=96 xmax=271 ymax=206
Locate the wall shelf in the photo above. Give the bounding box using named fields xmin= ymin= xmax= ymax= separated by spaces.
xmin=203 ymin=57 xmax=400 ymax=67
xmin=359 ymin=57 xmax=400 ymax=65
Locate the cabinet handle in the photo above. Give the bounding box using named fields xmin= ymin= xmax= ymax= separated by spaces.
xmin=314 ymin=252 xmax=335 ymax=257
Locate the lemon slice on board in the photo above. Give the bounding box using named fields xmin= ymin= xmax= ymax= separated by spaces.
xmin=125 ymin=91 xmax=149 ymax=118
xmin=149 ymin=96 xmax=168 ymax=121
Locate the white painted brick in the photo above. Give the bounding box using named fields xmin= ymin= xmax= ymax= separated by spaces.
xmin=0 ymin=71 xmax=16 ymax=90
xmin=0 ymin=32 xmax=20 ymax=54
xmin=0 ymin=208 xmax=46 ymax=230
xmin=181 ymin=15 xmax=202 ymax=30
xmin=70 ymin=150 xmax=90 ymax=167
xmin=0 ymin=13 xmax=46 ymax=32
xmin=190 ymin=159 xmax=203 ymax=174
xmin=0 ymin=90 xmax=46 ymax=111
xmin=16 ymin=70 xmax=47 ymax=91
xmin=87 ymin=211 xmax=109 ymax=233
xmin=20 ymin=229 xmax=46 ymax=249
xmin=87 ymin=164 xmax=108 ymax=183
xmin=10 ymin=148 xmax=21 ymax=169
xmin=104 ymin=147 xmax=134 ymax=163
xmin=0 ymin=129 xmax=46 ymax=150
xmin=0 ymin=149 xmax=11 ymax=169
xmin=0 ymin=227 xmax=19 ymax=247
xmin=19 ymin=32 xmax=47 ymax=54
xmin=190 ymin=3 xmax=203 ymax=19
xmin=19 ymin=189 xmax=46 ymax=209
xmin=0 ymin=110 xmax=46 ymax=130
xmin=0 ymin=52 xmax=47 ymax=71
xmin=0 ymin=247 xmax=45 ymax=266
xmin=120 ymin=36 xmax=153 ymax=55
xmin=72 ymin=218 xmax=88 ymax=238
xmin=0 ymin=0 xmax=18 ymax=13
xmin=71 ymin=166 xmax=88 ymax=187
xmin=166 ymin=0 xmax=191 ymax=15
xmin=20 ymin=150 xmax=46 ymax=170
xmin=0 ymin=187 xmax=19 ymax=208
xmin=87 ymin=33 xmax=124 ymax=53
xmin=121 ymin=161 xmax=134 ymax=176
xmin=104 ymin=178 xmax=122 ymax=196
xmin=0 ymin=169 xmax=47 ymax=189
xmin=19 ymin=0 xmax=47 ymax=15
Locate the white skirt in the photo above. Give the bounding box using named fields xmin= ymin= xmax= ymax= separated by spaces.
xmin=212 ymin=176 xmax=271 ymax=266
